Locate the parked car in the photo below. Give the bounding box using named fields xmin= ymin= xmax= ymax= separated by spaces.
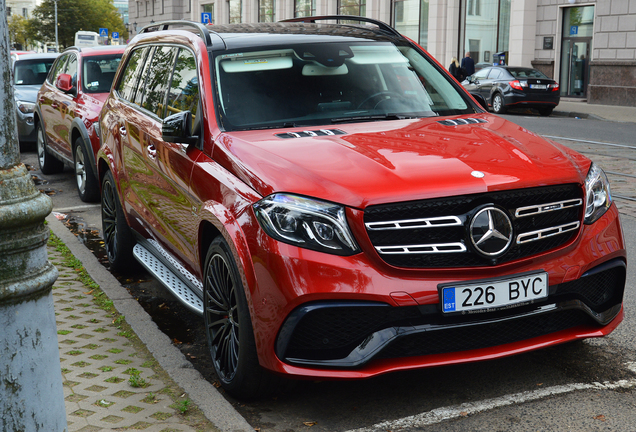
xmin=12 ymin=53 xmax=59 ymax=148
xmin=462 ymin=66 xmax=560 ymax=116
xmin=34 ymin=45 xmax=125 ymax=202
xmin=98 ymin=18 xmax=625 ymax=399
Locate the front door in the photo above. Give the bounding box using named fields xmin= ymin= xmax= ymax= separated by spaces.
xmin=560 ymin=38 xmax=591 ymax=98
xmin=559 ymin=5 xmax=594 ymax=98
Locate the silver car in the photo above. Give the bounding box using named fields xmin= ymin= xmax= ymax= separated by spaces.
xmin=12 ymin=53 xmax=59 ymax=146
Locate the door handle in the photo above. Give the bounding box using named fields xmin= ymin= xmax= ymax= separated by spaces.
xmin=119 ymin=126 xmax=127 ymax=136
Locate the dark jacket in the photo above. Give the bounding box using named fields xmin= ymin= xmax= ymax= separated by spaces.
xmin=461 ymin=56 xmax=475 ymax=76
xmin=449 ymin=62 xmax=464 ymax=81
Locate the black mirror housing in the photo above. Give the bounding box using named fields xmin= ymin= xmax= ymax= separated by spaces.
xmin=162 ymin=111 xmax=198 ymax=145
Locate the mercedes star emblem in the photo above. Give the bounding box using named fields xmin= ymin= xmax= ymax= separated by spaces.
xmin=470 ymin=207 xmax=513 ymax=257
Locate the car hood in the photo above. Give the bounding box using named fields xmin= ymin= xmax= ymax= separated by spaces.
xmin=215 ymin=114 xmax=590 ymax=208
xmin=13 ymin=85 xmax=41 ymax=103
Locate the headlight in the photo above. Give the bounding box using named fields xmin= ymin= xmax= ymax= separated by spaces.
xmin=17 ymin=101 xmax=35 ymax=114
xmin=254 ymin=194 xmax=360 ymax=256
xmin=584 ymin=163 xmax=612 ymax=224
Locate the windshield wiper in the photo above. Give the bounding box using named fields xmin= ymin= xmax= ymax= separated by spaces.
xmin=330 ymin=114 xmax=424 ymax=124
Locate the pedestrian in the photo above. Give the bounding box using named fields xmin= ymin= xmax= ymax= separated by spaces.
xmin=449 ymin=57 xmax=464 ymax=81
xmin=461 ymin=52 xmax=475 ymax=77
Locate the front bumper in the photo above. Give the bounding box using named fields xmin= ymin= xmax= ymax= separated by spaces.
xmin=276 ymin=258 xmax=625 ymax=369
xmin=16 ymin=110 xmax=36 ymax=143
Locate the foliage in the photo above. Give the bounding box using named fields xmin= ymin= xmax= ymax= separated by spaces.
xmin=8 ymin=15 xmax=32 ymax=50
xmin=30 ymin=0 xmax=128 ymax=49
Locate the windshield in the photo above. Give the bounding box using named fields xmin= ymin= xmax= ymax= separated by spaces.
xmin=214 ymin=41 xmax=473 ymax=131
xmin=82 ymin=54 xmax=123 ymax=93
xmin=14 ymin=59 xmax=56 ymax=86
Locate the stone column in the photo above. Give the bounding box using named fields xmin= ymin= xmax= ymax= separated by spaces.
xmin=0 ymin=1 xmax=67 ymax=430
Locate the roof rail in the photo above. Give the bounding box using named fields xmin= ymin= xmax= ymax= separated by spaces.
xmin=139 ymin=20 xmax=212 ymax=46
xmin=279 ymin=15 xmax=402 ymax=38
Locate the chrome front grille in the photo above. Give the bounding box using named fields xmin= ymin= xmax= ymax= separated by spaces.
xmin=364 ymin=184 xmax=584 ymax=268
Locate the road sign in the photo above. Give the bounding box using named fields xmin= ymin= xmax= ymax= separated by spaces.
xmin=201 ymin=12 xmax=212 ymax=24
xmin=570 ymin=25 xmax=578 ymax=36
xmin=99 ymin=28 xmax=108 ymax=37
xmin=112 ymin=32 xmax=119 ymax=40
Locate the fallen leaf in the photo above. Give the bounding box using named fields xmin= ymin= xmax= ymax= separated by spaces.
xmin=593 ymin=415 xmax=606 ymax=421
xmin=460 ymin=411 xmax=468 ymax=417
xmin=303 ymin=421 xmax=318 ymax=426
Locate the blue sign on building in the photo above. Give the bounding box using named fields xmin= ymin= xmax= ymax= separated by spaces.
xmin=201 ymin=12 xmax=212 ymax=24
xmin=99 ymin=28 xmax=108 ymax=37
xmin=570 ymin=25 xmax=578 ymax=36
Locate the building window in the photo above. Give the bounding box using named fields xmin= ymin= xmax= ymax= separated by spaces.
xmin=7 ymin=7 xmax=11 ymax=16
xmin=463 ymin=0 xmax=509 ymax=64
xmin=338 ymin=0 xmax=366 ymax=16
xmin=229 ymin=0 xmax=241 ymax=23
xmin=259 ymin=0 xmax=275 ymax=22
xmin=22 ymin=8 xmax=28 ymax=17
xmin=392 ymin=0 xmax=428 ymax=49
xmin=202 ymin=3 xmax=215 ymax=23
xmin=294 ymin=0 xmax=315 ymax=17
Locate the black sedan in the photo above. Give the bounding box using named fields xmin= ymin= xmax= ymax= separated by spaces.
xmin=462 ymin=66 xmax=560 ymax=116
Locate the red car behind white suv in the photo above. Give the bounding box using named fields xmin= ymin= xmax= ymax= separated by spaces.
xmin=34 ymin=45 xmax=125 ymax=202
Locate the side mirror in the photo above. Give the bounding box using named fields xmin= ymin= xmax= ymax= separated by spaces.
xmin=56 ymin=73 xmax=74 ymax=93
xmin=472 ymin=93 xmax=489 ymax=111
xmin=162 ymin=111 xmax=198 ymax=145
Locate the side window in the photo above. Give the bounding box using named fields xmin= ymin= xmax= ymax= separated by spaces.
xmin=48 ymin=55 xmax=68 ymax=83
xmin=65 ymin=54 xmax=78 ymax=86
xmin=139 ymin=46 xmax=178 ymax=119
xmin=116 ymin=47 xmax=150 ymax=102
xmin=488 ymin=69 xmax=502 ymax=79
xmin=166 ymin=49 xmax=199 ymax=123
xmin=133 ymin=47 xmax=157 ymax=106
xmin=473 ymin=68 xmax=490 ymax=79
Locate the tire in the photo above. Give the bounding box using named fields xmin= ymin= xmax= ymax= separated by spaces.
xmin=74 ymin=138 xmax=99 ymax=202
xmin=203 ymin=237 xmax=282 ymax=400
xmin=538 ymin=107 xmax=554 ymax=117
xmin=101 ymin=170 xmax=136 ymax=273
xmin=492 ymin=93 xmax=507 ymax=114
xmin=36 ymin=123 xmax=64 ymax=174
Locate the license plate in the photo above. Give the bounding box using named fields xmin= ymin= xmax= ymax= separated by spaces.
xmin=531 ymin=84 xmax=547 ymax=89
xmin=440 ymin=271 xmax=548 ymax=314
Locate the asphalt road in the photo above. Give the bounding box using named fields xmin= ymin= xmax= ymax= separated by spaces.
xmin=19 ymin=113 xmax=636 ymax=431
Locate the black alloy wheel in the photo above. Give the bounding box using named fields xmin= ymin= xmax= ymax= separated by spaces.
xmin=36 ymin=123 xmax=64 ymax=174
xmin=101 ymin=170 xmax=135 ymax=272
xmin=203 ymin=237 xmax=281 ymax=399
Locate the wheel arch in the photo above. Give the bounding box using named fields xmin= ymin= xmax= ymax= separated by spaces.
xmin=70 ymin=118 xmax=98 ymax=179
xmin=198 ymin=203 xmax=258 ymax=313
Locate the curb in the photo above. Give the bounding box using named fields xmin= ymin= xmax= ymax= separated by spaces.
xmin=551 ymin=110 xmax=605 ymax=121
xmin=47 ymin=214 xmax=254 ymax=432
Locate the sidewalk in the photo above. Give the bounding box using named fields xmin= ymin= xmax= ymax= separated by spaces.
xmin=554 ymin=98 xmax=636 ymax=123
xmin=47 ymin=215 xmax=253 ymax=432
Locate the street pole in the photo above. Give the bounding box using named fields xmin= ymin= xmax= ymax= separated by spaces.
xmin=0 ymin=1 xmax=67 ymax=430
xmin=54 ymin=0 xmax=59 ymax=52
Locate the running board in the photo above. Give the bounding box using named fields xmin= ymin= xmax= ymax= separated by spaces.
xmin=133 ymin=243 xmax=204 ymax=315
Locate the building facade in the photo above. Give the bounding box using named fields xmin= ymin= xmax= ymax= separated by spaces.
xmin=129 ymin=0 xmax=636 ymax=107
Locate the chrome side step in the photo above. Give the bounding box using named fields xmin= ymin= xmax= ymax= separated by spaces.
xmin=133 ymin=243 xmax=203 ymax=315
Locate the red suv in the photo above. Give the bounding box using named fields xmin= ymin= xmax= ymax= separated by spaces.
xmin=35 ymin=45 xmax=125 ymax=202
xmin=98 ymin=18 xmax=626 ymax=399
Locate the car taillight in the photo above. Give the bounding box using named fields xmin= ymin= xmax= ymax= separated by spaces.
xmin=549 ymin=83 xmax=560 ymax=92
xmin=509 ymin=80 xmax=527 ymax=91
